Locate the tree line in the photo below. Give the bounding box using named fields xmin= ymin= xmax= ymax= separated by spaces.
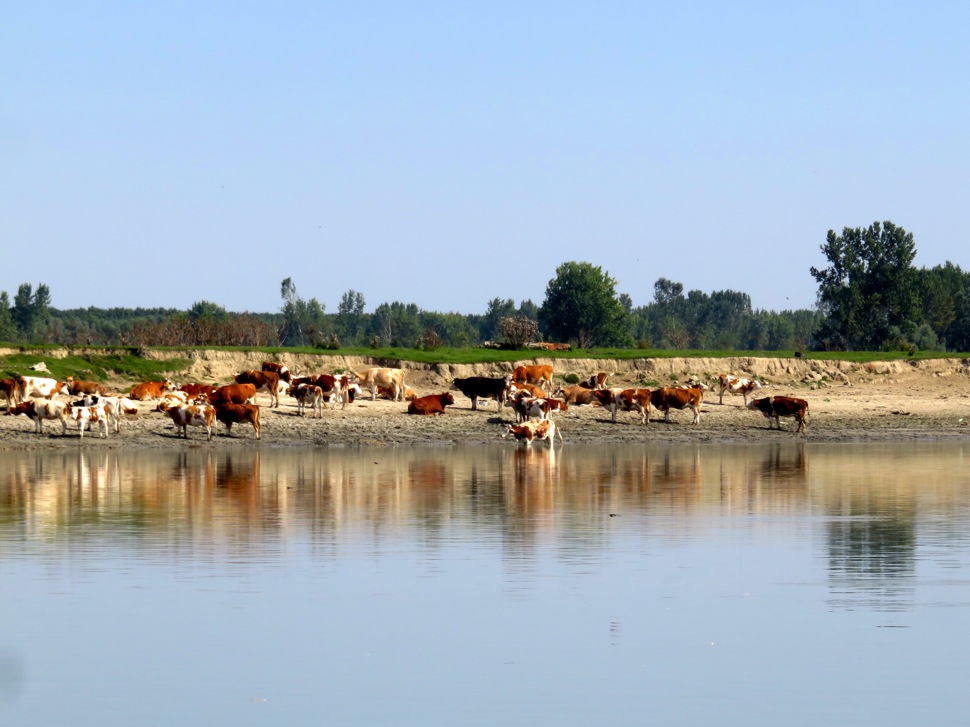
xmin=2 ymin=221 xmax=967 ymax=351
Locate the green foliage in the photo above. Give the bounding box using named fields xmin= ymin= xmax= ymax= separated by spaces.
xmin=1 ymin=352 xmax=192 ymax=382
xmin=538 ymin=261 xmax=631 ymax=347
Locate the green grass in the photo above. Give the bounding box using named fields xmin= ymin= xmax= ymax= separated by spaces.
xmin=1 ymin=353 xmax=193 ymax=382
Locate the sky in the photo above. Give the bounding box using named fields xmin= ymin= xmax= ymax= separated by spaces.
xmin=3 ymin=2 xmax=968 ymax=316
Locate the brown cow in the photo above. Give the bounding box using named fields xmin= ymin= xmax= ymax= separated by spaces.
xmin=554 ymin=385 xmax=598 ymax=406
xmin=747 ymin=396 xmax=809 ymax=433
xmin=179 ymin=382 xmax=219 ymax=398
xmin=215 ymin=402 xmax=262 ymax=439
xmin=0 ymin=378 xmax=20 ymax=411
xmin=511 ymin=364 xmax=554 ymax=390
xmin=581 ymin=372 xmax=612 ymax=390
xmin=407 ymin=392 xmax=456 ymax=415
xmin=208 ymin=383 xmax=258 ymax=406
xmin=650 ymin=387 xmax=702 ymax=425
xmin=64 ymin=376 xmax=107 ymax=397
xmin=129 ymin=379 xmax=176 ymax=401
xmin=502 ymin=419 xmax=563 ymax=446
xmin=234 ymin=370 xmax=281 ymax=408
xmin=261 ymin=361 xmax=293 ymax=382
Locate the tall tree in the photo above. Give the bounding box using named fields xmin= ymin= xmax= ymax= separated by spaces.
xmin=810 ymin=221 xmax=919 ymax=350
xmin=279 ymin=278 xmax=326 ymax=346
xmin=538 ymin=261 xmax=631 ymax=348
xmin=336 ymin=289 xmax=367 ymax=344
xmin=0 ymin=292 xmax=16 ymax=341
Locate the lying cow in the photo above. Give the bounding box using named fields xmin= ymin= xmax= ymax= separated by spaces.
xmin=165 ymin=403 xmax=217 ymax=441
xmin=8 ymin=400 xmax=70 ymax=435
xmin=717 ymin=374 xmax=763 ymax=405
xmin=64 ymin=376 xmax=107 ymax=397
xmin=747 ymin=396 xmax=809 ymax=433
xmin=650 ymin=387 xmax=702 ymax=425
xmin=215 ymin=402 xmax=261 ymax=439
xmin=502 ymin=419 xmax=563 ymax=446
xmin=130 ymin=379 xmax=176 ymax=401
xmin=453 ymin=376 xmax=511 ymax=411
xmin=407 ymin=392 xmax=456 ymax=415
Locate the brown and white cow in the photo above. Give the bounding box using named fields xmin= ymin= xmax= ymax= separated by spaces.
xmin=18 ymin=376 xmax=67 ymax=400
xmin=292 ymin=383 xmax=324 ymax=418
xmin=511 ymin=364 xmax=554 ymax=390
xmin=72 ymin=403 xmax=110 ymax=439
xmin=553 ymin=385 xmax=599 ymax=406
xmin=354 ymin=368 xmax=407 ymax=401
xmin=129 ymin=379 xmax=176 ymax=401
xmin=208 ymin=383 xmax=258 ymax=406
xmin=502 ymin=419 xmax=563 ymax=446
xmin=234 ymin=370 xmax=281 ymax=408
xmin=747 ymin=396 xmax=809 ymax=433
xmin=506 ymin=382 xmax=547 ymax=399
xmin=8 ymin=400 xmax=69 ymax=435
xmin=582 ymin=372 xmax=612 ymax=390
xmin=593 ymin=388 xmax=652 ymax=425
xmin=407 ymin=392 xmax=456 ymax=415
xmin=71 ymin=395 xmax=138 ymax=433
xmin=64 ymin=376 xmax=108 ymax=397
xmin=215 ymin=402 xmax=262 ymax=439
xmin=716 ymin=374 xmax=763 ymax=405
xmin=261 ymin=361 xmax=293 ymax=382
xmin=165 ymin=403 xmax=217 ymax=441
xmin=650 ymin=387 xmax=702 ymax=425
xmin=0 ymin=378 xmax=20 ymax=411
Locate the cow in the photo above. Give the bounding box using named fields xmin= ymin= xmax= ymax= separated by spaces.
xmin=453 ymin=376 xmax=511 ymax=411
xmin=179 ymin=382 xmax=219 ymax=399
xmin=129 ymin=379 xmax=176 ymax=401
xmin=208 ymin=383 xmax=257 ymax=406
xmin=581 ymin=372 xmax=612 ymax=390
xmin=64 ymin=376 xmax=108 ymax=397
xmin=650 ymin=387 xmax=702 ymax=425
xmin=592 ymin=388 xmax=652 ymax=425
xmin=70 ymin=395 xmax=139 ymax=433
xmin=18 ymin=376 xmax=67 ymax=400
xmin=508 ymin=391 xmax=569 ymax=423
xmin=502 ymin=419 xmax=563 ymax=446
xmin=72 ymin=403 xmax=110 ymax=439
xmin=553 ymin=385 xmax=599 ymax=406
xmin=353 ymin=368 xmax=407 ymax=402
xmin=234 ymin=370 xmax=281 ymax=408
xmin=215 ymin=402 xmax=262 ymax=439
xmin=716 ymin=374 xmax=763 ymax=405
xmin=511 ymin=364 xmax=554 ymax=390
xmin=407 ymin=392 xmax=456 ymax=415
xmin=261 ymin=361 xmax=293 ymax=382
xmin=165 ymin=403 xmax=217 ymax=441
xmin=292 ymin=383 xmax=324 ymax=418
xmin=155 ymin=391 xmax=192 ymax=411
xmin=747 ymin=396 xmax=809 ymax=433
xmin=379 ymin=384 xmax=418 ymax=401
xmin=8 ymin=400 xmax=69 ymax=435
xmin=0 ymin=378 xmax=20 ymax=411
xmin=506 ymin=382 xmax=547 ymax=398
xmin=292 ymin=374 xmax=354 ymax=409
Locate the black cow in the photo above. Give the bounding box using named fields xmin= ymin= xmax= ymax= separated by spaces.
xmin=452 ymin=376 xmax=511 ymax=411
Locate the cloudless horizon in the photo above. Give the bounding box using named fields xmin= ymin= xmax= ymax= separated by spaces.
xmin=3 ymin=2 xmax=968 ymax=315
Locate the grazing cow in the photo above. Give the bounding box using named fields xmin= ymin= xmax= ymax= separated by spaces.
xmin=64 ymin=376 xmax=108 ymax=397
xmin=747 ymin=396 xmax=809 ymax=433
xmin=129 ymin=379 xmax=176 ymax=401
xmin=261 ymin=361 xmax=293 ymax=382
xmin=407 ymin=392 xmax=456 ymax=415
xmin=215 ymin=402 xmax=262 ymax=439
xmin=581 ymin=372 xmax=612 ymax=390
xmin=553 ymin=385 xmax=599 ymax=406
xmin=72 ymin=403 xmax=110 ymax=439
xmin=292 ymin=383 xmax=324 ymax=418
xmin=716 ymin=374 xmax=763 ymax=405
xmin=353 ymin=368 xmax=407 ymax=401
xmin=208 ymin=383 xmax=258 ymax=406
xmin=650 ymin=387 xmax=702 ymax=425
xmin=592 ymin=388 xmax=652 ymax=425
xmin=502 ymin=419 xmax=563 ymax=446
xmin=452 ymin=376 xmax=511 ymax=411
xmin=18 ymin=376 xmax=67 ymax=400
xmin=0 ymin=378 xmax=20 ymax=411
xmin=8 ymin=400 xmax=69 ymax=435
xmin=165 ymin=403 xmax=217 ymax=441
xmin=511 ymin=364 xmax=554 ymax=390
xmin=234 ymin=370 xmax=281 ymax=408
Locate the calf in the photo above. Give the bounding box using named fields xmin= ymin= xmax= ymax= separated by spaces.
xmin=407 ymin=392 xmax=456 ymax=415
xmin=747 ymin=396 xmax=809 ymax=433
xmin=453 ymin=376 xmax=511 ymax=411
xmin=64 ymin=376 xmax=107 ymax=397
xmin=166 ymin=403 xmax=217 ymax=441
xmin=502 ymin=419 xmax=563 ymax=446
xmin=717 ymin=374 xmax=763 ymax=405
xmin=650 ymin=387 xmax=702 ymax=425
xmin=72 ymin=403 xmax=110 ymax=439
xmin=8 ymin=400 xmax=69 ymax=435
xmin=293 ymin=383 xmax=324 ymax=418
xmin=215 ymin=402 xmax=262 ymax=439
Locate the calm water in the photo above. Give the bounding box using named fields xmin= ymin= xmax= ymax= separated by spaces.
xmin=1 ymin=442 xmax=969 ymax=726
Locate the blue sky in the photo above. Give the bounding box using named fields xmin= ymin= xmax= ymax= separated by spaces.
xmin=3 ymin=2 xmax=968 ymax=315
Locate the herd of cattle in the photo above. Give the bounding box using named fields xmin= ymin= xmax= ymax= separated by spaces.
xmin=0 ymin=363 xmax=810 ymax=444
